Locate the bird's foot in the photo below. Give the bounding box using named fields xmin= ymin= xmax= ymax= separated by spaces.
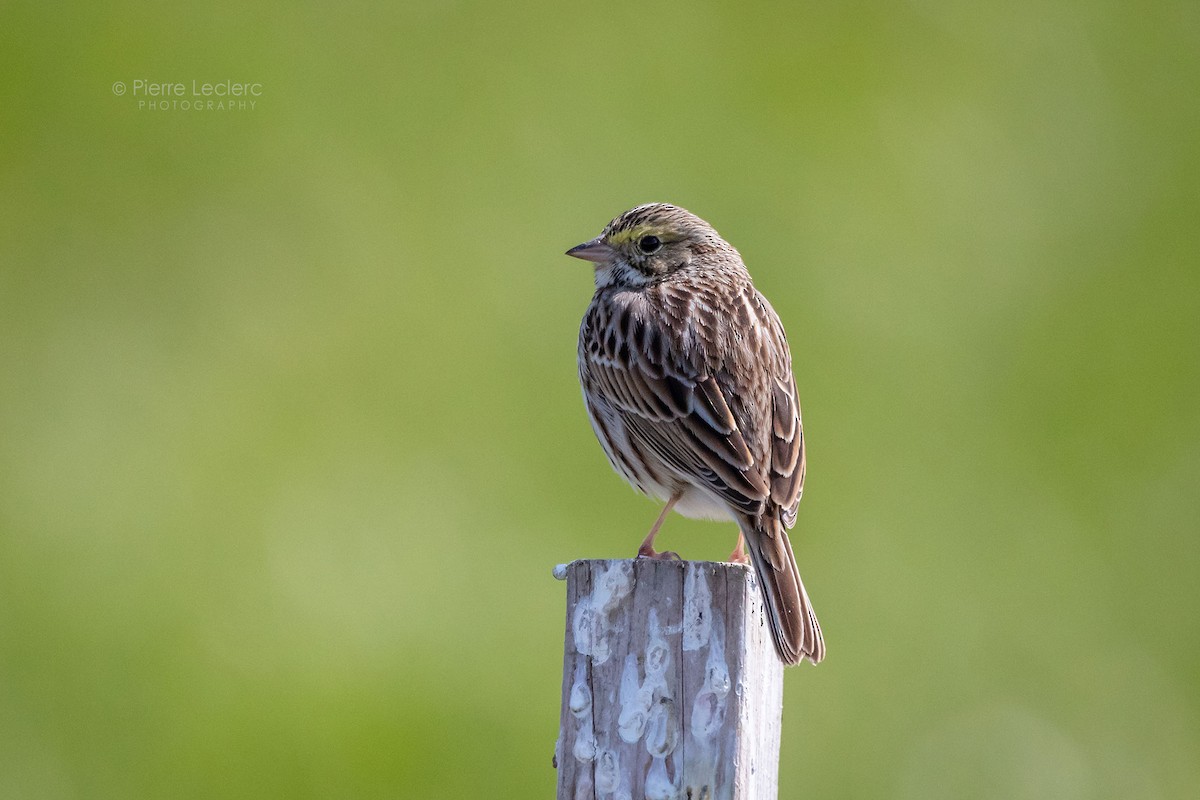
xmin=636 ymin=545 xmax=682 ymax=561
xmin=727 ymin=532 xmax=750 ymax=565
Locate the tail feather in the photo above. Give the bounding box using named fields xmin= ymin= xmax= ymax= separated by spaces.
xmin=742 ymin=515 xmax=825 ymax=665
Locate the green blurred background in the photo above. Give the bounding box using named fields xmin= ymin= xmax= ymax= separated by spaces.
xmin=1 ymin=2 xmax=1197 ymax=797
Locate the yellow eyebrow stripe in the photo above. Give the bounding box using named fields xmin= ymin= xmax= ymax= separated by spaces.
xmin=608 ymin=225 xmax=666 ymax=246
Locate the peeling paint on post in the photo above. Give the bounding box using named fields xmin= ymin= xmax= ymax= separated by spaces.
xmin=554 ymin=559 xmax=785 ymax=800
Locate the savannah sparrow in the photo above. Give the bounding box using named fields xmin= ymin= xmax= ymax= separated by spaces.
xmin=567 ymin=203 xmax=824 ymax=666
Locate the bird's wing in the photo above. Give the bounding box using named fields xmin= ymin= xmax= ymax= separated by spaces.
xmin=581 ymin=287 xmax=778 ymax=516
xmin=769 ymin=366 xmax=805 ymax=528
xmin=732 ymin=286 xmax=805 ymax=527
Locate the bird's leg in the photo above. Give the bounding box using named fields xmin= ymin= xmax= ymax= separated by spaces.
xmin=637 ymin=492 xmax=682 ymax=560
xmin=728 ymin=530 xmax=750 ymax=565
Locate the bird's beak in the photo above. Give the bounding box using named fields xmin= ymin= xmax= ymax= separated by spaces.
xmin=566 ymin=236 xmax=616 ymax=264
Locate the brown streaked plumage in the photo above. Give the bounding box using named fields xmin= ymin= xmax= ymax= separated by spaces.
xmin=567 ymin=203 xmax=825 ymax=666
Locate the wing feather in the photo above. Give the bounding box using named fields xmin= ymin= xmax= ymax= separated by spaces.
xmin=764 ymin=341 xmax=805 ymax=528
xmin=581 ymin=284 xmax=797 ymax=517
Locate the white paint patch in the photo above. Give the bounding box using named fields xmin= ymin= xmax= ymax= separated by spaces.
xmin=644 ymin=608 xmax=670 ymax=681
xmin=618 ymin=653 xmax=652 ymax=743
xmin=645 ymin=699 xmax=678 ymax=759
xmin=572 ymin=561 xmax=634 ymax=664
xmin=690 ymin=621 xmax=731 ymax=741
xmin=644 ymin=757 xmax=678 ymax=800
xmin=569 ymin=667 xmax=591 ymax=716
xmin=595 ymin=748 xmax=620 ymax=794
xmin=568 ymin=659 xmax=596 ymax=763
xmin=683 ymin=565 xmax=713 ymax=651
xmin=572 ymin=729 xmax=597 ymax=763
xmin=552 ymin=563 xmax=569 ymax=581
xmin=616 ymin=606 xmax=681 ymax=764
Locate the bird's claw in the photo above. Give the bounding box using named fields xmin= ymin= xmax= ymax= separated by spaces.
xmin=636 ymin=547 xmax=682 ymax=561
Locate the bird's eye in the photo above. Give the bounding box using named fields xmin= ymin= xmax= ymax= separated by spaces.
xmin=638 ymin=235 xmax=662 ymax=254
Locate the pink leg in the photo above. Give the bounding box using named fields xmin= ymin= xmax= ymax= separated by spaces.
xmin=637 ymin=492 xmax=682 ymax=560
xmin=728 ymin=530 xmax=749 ymax=564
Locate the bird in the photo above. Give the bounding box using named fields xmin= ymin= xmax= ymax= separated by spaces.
xmin=567 ymin=203 xmax=824 ymax=666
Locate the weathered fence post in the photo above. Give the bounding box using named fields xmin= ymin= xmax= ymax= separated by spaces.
xmin=553 ymin=558 xmax=785 ymax=799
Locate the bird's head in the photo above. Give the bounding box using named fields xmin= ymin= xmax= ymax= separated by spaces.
xmin=566 ymin=203 xmax=730 ymax=287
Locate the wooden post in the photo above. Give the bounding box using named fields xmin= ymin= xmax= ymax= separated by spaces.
xmin=554 ymin=559 xmax=785 ymax=800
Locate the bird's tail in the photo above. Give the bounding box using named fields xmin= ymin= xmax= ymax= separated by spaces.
xmin=741 ymin=513 xmax=825 ymax=665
